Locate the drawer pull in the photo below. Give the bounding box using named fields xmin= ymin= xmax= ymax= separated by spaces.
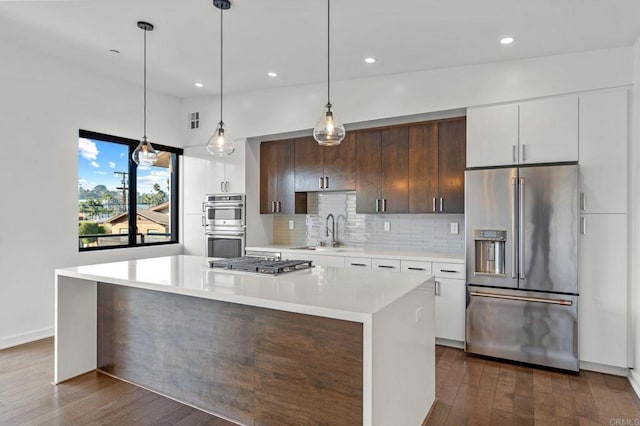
xmin=350 ymin=263 xmax=367 ymax=267
xmin=378 ymin=265 xmax=396 ymax=269
xmin=408 ymin=267 xmax=426 ymax=271
xmin=440 ymin=269 xmax=458 ymax=273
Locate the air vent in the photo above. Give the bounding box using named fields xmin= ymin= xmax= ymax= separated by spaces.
xmin=188 ymin=112 xmax=200 ymax=130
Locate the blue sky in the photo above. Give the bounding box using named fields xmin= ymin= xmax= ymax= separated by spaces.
xmin=78 ymin=138 xmax=170 ymax=195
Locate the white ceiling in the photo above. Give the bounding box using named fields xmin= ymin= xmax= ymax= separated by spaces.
xmin=1 ymin=0 xmax=640 ymax=99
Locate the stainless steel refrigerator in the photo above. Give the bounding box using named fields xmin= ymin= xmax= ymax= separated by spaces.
xmin=465 ymin=164 xmax=579 ymax=371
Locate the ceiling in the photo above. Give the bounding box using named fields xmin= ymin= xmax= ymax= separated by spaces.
xmin=1 ymin=0 xmax=640 ymax=99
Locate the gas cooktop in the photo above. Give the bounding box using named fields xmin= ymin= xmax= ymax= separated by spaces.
xmin=208 ymin=256 xmax=313 ymax=275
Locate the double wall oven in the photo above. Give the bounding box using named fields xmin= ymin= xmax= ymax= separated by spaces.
xmin=203 ymin=194 xmax=246 ymax=258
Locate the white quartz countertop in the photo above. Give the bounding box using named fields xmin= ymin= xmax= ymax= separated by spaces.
xmin=55 ymin=255 xmax=432 ymax=322
xmin=245 ymin=245 xmax=464 ymax=263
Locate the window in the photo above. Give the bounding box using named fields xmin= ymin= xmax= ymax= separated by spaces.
xmin=78 ymin=129 xmax=182 ymax=251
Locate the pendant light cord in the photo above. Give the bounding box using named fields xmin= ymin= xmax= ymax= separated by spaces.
xmin=143 ymin=27 xmax=147 ymax=140
xmin=219 ymin=8 xmax=224 ymax=126
xmin=326 ymin=0 xmax=331 ymax=109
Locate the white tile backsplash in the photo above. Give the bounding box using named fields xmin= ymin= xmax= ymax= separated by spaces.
xmin=273 ymin=192 xmax=464 ymax=254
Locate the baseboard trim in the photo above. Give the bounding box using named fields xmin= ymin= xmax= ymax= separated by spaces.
xmin=0 ymin=327 xmax=54 ymax=351
xmin=629 ymin=370 xmax=640 ymax=399
xmin=435 ymin=338 xmax=464 ymax=349
xmin=580 ymin=361 xmax=629 ymax=377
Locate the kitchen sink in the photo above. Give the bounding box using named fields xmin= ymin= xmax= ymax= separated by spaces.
xmin=289 ymin=246 xmax=346 ymax=252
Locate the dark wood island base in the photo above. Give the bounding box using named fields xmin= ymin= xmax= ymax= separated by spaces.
xmin=97 ymin=283 xmax=364 ymax=425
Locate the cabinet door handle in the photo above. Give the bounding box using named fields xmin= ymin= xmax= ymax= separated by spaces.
xmin=407 ymin=267 xmax=426 ymax=271
xmin=512 ymin=145 xmax=517 ymax=162
xmin=375 ymin=199 xmax=380 ymax=212
xmin=271 ymin=201 xmax=276 ymax=213
xmin=325 ymin=176 xmax=329 ymax=189
xmin=435 ymin=281 xmax=441 ymax=296
xmin=377 ymin=265 xmax=396 ymax=269
xmin=220 ymin=181 xmax=224 ymax=192
xmin=432 ymin=197 xmax=436 ymax=212
xmin=580 ymin=193 xmax=586 ymax=211
xmin=202 ymin=216 xmax=206 ymax=227
xmin=202 ymin=202 xmax=206 ymax=213
xmin=521 ymin=144 xmax=527 ymax=162
xmin=225 ymin=181 xmax=230 ymax=192
xmin=439 ymin=198 xmax=443 ymax=212
xmin=277 ymin=201 xmax=282 ymax=213
xmin=580 ymin=217 xmax=587 ymax=235
xmin=440 ymin=269 xmax=458 ymax=273
xmin=319 ymin=177 xmax=324 ymax=189
xmin=350 ymin=263 xmax=367 ymax=267
xmin=382 ymin=198 xmax=387 ymax=212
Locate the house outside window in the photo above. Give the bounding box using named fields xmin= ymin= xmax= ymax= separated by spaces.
xmin=78 ymin=129 xmax=182 ymax=251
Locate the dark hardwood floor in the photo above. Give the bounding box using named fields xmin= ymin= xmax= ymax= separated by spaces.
xmin=1 ymin=338 xmax=639 ymax=425
xmin=427 ymin=345 xmax=640 ymax=425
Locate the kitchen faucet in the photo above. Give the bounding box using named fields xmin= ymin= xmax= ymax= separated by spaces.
xmin=325 ymin=213 xmax=337 ymax=247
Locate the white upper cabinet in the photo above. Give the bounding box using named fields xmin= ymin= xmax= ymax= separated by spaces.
xmin=519 ymin=95 xmax=578 ymax=165
xmin=578 ymin=90 xmax=628 ymax=214
xmin=467 ymin=95 xmax=579 ymax=167
xmin=206 ymin=138 xmax=246 ymax=194
xmin=467 ymin=103 xmax=518 ymax=168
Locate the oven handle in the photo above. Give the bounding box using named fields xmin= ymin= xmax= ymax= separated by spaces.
xmin=469 ymin=291 xmax=573 ymax=306
xmin=207 ymin=232 xmax=246 ymax=237
xmin=205 ymin=206 xmax=244 ymax=211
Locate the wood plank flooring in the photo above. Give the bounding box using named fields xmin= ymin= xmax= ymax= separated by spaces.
xmin=2 ymin=338 xmax=640 ymax=425
xmin=426 ymin=345 xmax=640 ymax=425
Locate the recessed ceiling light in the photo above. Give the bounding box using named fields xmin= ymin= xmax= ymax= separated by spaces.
xmin=109 ymin=49 xmax=120 ymax=54
xmin=194 ymin=82 xmax=204 ymax=88
xmin=267 ymin=72 xmax=278 ymax=78
xmin=364 ymin=57 xmax=376 ymax=64
xmin=500 ymin=36 xmax=515 ymax=45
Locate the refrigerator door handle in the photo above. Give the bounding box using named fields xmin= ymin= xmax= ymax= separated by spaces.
xmin=469 ymin=291 xmax=573 ymax=306
xmin=518 ymin=177 xmax=525 ymax=280
xmin=512 ymin=145 xmax=517 ymax=163
xmin=511 ymin=177 xmax=518 ymax=279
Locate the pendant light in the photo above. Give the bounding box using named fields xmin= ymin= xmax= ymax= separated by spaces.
xmin=132 ymin=21 xmax=159 ymax=166
xmin=313 ymin=0 xmax=345 ymax=146
xmin=207 ymin=0 xmax=235 ymax=157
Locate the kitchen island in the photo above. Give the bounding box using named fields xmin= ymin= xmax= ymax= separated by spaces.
xmin=55 ymin=255 xmax=435 ymax=425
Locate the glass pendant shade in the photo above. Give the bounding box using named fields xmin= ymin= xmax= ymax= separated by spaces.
xmin=132 ymin=137 xmax=158 ymax=166
xmin=206 ymin=122 xmax=235 ymax=157
xmin=313 ymin=107 xmax=345 ymax=146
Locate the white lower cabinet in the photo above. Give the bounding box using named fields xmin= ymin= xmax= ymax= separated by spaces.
xmin=579 ymin=213 xmax=627 ymax=368
xmin=371 ymin=258 xmax=401 ymax=271
xmin=434 ymin=278 xmax=466 ymax=343
xmin=345 ymin=257 xmax=372 ymax=269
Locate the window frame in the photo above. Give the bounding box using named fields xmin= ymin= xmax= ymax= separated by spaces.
xmin=78 ymin=129 xmax=183 ymax=252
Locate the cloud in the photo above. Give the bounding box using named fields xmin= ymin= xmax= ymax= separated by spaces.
xmin=79 ymin=138 xmax=99 ymax=161
xmin=137 ymin=169 xmax=170 ymax=194
xmin=90 ymin=161 xmax=100 ymax=168
xmin=108 ymin=161 xmax=116 ymax=168
xmin=120 ymin=152 xmax=125 ymax=158
xmin=95 ymin=171 xmax=108 ymax=175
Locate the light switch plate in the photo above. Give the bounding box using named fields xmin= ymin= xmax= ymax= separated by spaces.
xmin=384 ymin=221 xmax=390 ymax=231
xmin=288 ymin=220 xmax=294 ymax=230
xmin=450 ymin=222 xmax=459 ymax=234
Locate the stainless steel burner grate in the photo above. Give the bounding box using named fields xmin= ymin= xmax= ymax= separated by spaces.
xmin=208 ymin=256 xmax=313 ymax=275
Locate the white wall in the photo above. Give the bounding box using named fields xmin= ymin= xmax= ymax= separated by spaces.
xmin=0 ymin=38 xmax=184 ymax=349
xmin=629 ymin=38 xmax=640 ymax=398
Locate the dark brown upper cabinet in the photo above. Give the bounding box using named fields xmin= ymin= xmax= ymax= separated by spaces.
xmin=294 ymin=133 xmax=356 ymax=192
xmin=356 ymin=127 xmax=409 ymax=213
xmin=260 ymin=139 xmax=294 ymax=214
xmin=409 ymin=117 xmax=466 ymax=213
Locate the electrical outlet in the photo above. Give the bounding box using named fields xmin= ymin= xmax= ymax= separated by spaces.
xmin=288 ymin=220 xmax=294 ymax=230
xmin=384 ymin=221 xmax=390 ymax=231
xmin=450 ymin=222 xmax=459 ymax=234
xmin=415 ymin=306 xmax=422 ymax=323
